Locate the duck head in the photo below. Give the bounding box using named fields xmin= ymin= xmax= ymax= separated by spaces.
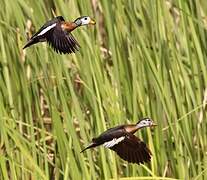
xmin=74 ymin=16 xmax=96 ymax=26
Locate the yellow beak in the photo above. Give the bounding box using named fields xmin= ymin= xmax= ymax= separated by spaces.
xmin=151 ymin=122 xmax=157 ymax=127
xmin=89 ymin=19 xmax=96 ymax=25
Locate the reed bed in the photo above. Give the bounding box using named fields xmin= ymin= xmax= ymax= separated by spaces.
xmin=0 ymin=0 xmax=207 ymax=179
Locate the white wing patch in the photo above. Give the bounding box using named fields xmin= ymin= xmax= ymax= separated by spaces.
xmin=103 ymin=136 xmax=125 ymax=148
xmin=37 ymin=23 xmax=56 ymax=36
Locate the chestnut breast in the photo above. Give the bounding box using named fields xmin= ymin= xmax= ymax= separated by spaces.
xmin=124 ymin=125 xmax=138 ymax=134
xmin=61 ymin=22 xmax=77 ymax=32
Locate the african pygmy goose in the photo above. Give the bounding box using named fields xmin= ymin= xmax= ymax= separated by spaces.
xmin=23 ymin=16 xmax=96 ymax=54
xmin=81 ymin=118 xmax=156 ymax=165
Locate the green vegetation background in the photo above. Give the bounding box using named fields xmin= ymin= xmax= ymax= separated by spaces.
xmin=0 ymin=0 xmax=207 ymax=179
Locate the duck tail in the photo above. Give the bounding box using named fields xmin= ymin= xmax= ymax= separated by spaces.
xmin=80 ymin=142 xmax=96 ymax=153
xmin=23 ymin=37 xmax=39 ymax=49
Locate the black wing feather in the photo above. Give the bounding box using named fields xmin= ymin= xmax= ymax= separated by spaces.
xmin=23 ymin=16 xmax=65 ymax=49
xmin=46 ymin=24 xmax=80 ymax=54
xmin=110 ymin=134 xmax=152 ymax=164
xmin=32 ymin=16 xmax=65 ymax=39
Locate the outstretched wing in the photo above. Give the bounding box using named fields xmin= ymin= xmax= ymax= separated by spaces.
xmin=46 ymin=24 xmax=80 ymax=54
xmin=31 ymin=16 xmax=65 ymax=38
xmin=110 ymin=134 xmax=152 ymax=164
xmin=23 ymin=16 xmax=65 ymax=49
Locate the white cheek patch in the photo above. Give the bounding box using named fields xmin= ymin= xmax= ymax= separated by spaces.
xmin=82 ymin=19 xmax=90 ymax=25
xmin=37 ymin=23 xmax=56 ymax=36
xmin=103 ymin=136 xmax=125 ymax=148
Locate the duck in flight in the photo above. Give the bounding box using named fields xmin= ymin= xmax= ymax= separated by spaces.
xmin=81 ymin=118 xmax=156 ymax=165
xmin=23 ymin=16 xmax=96 ymax=54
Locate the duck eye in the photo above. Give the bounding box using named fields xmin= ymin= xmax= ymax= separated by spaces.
xmin=84 ymin=17 xmax=88 ymax=20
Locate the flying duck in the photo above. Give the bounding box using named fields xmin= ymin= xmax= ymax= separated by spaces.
xmin=23 ymin=16 xmax=96 ymax=54
xmin=81 ymin=118 xmax=156 ymax=165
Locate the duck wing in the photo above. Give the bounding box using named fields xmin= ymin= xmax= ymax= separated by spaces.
xmin=32 ymin=16 xmax=65 ymax=38
xmin=46 ymin=23 xmax=80 ymax=54
xmin=23 ymin=16 xmax=65 ymax=49
xmin=110 ymin=134 xmax=152 ymax=164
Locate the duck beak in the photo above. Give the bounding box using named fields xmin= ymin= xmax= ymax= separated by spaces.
xmin=151 ymin=122 xmax=157 ymax=127
xmin=89 ymin=19 xmax=96 ymax=25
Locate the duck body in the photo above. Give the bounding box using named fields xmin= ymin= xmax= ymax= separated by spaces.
xmin=92 ymin=125 xmax=127 ymax=146
xmin=23 ymin=16 xmax=95 ymax=54
xmin=81 ymin=118 xmax=156 ymax=165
